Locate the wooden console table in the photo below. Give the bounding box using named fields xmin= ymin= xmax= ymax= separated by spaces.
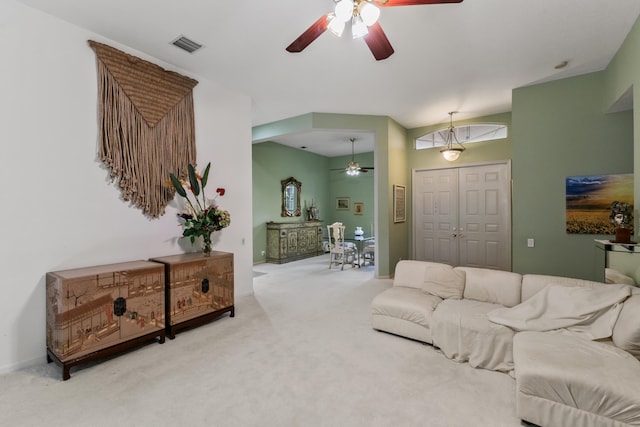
xmin=150 ymin=251 xmax=234 ymax=339
xmin=266 ymin=220 xmax=324 ymax=264
xmin=46 ymin=261 xmax=166 ymax=380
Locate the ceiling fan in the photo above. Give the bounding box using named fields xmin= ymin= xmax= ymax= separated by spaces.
xmin=286 ymin=0 xmax=463 ymax=61
xmin=332 ymin=138 xmax=374 ymax=176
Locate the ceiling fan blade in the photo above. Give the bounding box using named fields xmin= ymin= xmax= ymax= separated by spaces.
xmin=363 ymin=22 xmax=394 ymax=61
xmin=375 ymin=0 xmax=463 ymax=6
xmin=286 ymin=15 xmax=330 ymax=53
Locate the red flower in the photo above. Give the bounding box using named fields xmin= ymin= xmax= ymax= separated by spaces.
xmin=216 ymin=188 xmax=226 ymax=196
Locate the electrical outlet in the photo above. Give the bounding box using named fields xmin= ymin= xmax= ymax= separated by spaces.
xmin=527 ymin=238 xmax=535 ymax=248
xmin=261 ymin=250 xmax=265 ymax=256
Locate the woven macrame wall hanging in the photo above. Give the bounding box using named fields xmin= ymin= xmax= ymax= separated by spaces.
xmin=89 ymin=40 xmax=198 ymax=218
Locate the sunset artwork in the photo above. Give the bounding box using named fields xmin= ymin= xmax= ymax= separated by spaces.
xmin=566 ymin=174 xmax=634 ymax=234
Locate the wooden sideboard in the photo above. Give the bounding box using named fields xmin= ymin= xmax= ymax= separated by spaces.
xmin=266 ymin=220 xmax=324 ymax=264
xmin=46 ymin=261 xmax=166 ymax=380
xmin=150 ymin=251 xmax=234 ymax=339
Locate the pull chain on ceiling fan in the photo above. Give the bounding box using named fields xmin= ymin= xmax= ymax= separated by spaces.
xmin=286 ymin=0 xmax=463 ymax=61
xmin=331 ymin=138 xmax=374 ymax=176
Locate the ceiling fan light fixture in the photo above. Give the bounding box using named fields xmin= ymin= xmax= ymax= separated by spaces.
xmin=358 ymin=1 xmax=380 ymax=26
xmin=332 ymin=138 xmax=373 ymax=177
xmin=335 ymin=0 xmax=355 ymax=22
xmin=327 ymin=14 xmax=346 ymax=36
xmin=286 ymin=0 xmax=463 ymax=61
xmin=347 ymin=161 xmax=361 ymax=176
xmin=352 ymin=15 xmax=369 ymax=38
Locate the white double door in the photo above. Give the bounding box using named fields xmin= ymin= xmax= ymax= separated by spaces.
xmin=413 ymin=162 xmax=511 ymax=270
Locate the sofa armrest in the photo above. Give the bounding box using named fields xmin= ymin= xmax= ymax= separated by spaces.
xmin=393 ymin=260 xmax=451 ymax=289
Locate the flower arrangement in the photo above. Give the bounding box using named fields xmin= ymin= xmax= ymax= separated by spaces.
xmin=169 ymin=162 xmax=231 ymax=255
xmin=609 ymin=201 xmax=633 ymax=228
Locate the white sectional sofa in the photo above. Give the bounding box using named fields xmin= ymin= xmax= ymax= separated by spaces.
xmin=371 ymin=260 xmax=640 ymax=427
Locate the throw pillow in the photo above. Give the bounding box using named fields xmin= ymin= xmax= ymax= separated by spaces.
xmin=422 ymin=264 xmax=465 ymax=299
xmin=612 ymin=294 xmax=640 ymax=359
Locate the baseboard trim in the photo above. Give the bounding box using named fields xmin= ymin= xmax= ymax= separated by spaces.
xmin=0 ymin=354 xmax=44 ymax=375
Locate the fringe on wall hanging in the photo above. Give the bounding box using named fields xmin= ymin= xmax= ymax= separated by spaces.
xmin=88 ymin=40 xmax=199 ymax=218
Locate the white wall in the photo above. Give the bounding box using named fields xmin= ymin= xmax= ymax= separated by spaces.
xmin=0 ymin=1 xmax=253 ymax=373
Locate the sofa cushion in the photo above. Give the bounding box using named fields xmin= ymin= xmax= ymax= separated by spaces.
xmin=432 ymin=299 xmax=515 ymax=372
xmin=612 ymin=294 xmax=640 ymax=359
xmin=513 ymin=331 xmax=640 ymax=427
xmin=422 ymin=263 xmax=465 ymax=299
xmin=454 ymin=267 xmax=522 ymax=307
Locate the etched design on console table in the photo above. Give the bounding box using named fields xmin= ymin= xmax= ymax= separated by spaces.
xmin=46 ymin=261 xmax=166 ymax=380
xmin=150 ymin=251 xmax=235 ymax=340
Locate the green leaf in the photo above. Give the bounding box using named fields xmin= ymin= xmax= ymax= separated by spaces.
xmin=188 ymin=164 xmax=200 ymax=196
xmin=201 ymin=163 xmax=211 ymax=189
xmin=169 ymin=173 xmax=187 ymax=198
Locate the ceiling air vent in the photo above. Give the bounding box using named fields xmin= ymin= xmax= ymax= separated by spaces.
xmin=170 ymin=35 xmax=203 ymax=53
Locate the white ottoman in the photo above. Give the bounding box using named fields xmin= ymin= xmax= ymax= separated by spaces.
xmin=513 ymin=331 xmax=640 ymax=427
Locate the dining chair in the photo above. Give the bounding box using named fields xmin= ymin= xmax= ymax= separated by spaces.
xmin=327 ymin=222 xmax=356 ymax=270
xmin=362 ymin=237 xmax=375 ymax=266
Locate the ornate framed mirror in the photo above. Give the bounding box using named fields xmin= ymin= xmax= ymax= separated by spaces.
xmin=281 ymin=177 xmax=301 ymax=217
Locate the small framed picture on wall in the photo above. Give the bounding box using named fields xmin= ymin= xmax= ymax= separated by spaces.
xmin=354 ymin=202 xmax=364 ymax=215
xmin=393 ymin=184 xmax=406 ymax=223
xmin=336 ymin=197 xmax=350 ymax=210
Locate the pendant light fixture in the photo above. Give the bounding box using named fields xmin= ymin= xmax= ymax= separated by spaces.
xmin=440 ymin=111 xmax=465 ymax=161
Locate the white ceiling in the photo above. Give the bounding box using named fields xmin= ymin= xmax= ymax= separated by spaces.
xmin=257 ymin=130 xmax=376 ymax=158
xmin=19 ymin=0 xmax=640 ymax=157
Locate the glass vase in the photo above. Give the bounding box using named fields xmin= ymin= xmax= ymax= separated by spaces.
xmin=202 ymin=232 xmax=213 ymax=257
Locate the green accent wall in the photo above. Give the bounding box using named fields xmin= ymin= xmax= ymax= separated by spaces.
xmin=603 ymin=15 xmax=640 ymax=282
xmin=252 ymin=141 xmax=330 ymax=263
xmin=328 ymin=152 xmax=375 ymax=240
xmin=512 ymin=72 xmax=633 ymax=280
xmin=605 ymin=15 xmax=640 ymax=233
xmin=407 ymin=112 xmax=513 ymax=167
xmin=405 ymin=112 xmax=513 ymax=259
xmin=253 ymin=113 xmax=406 ymax=277
xmin=387 ymin=119 xmax=410 ymax=265
xmin=252 ymin=141 xmax=376 ymax=264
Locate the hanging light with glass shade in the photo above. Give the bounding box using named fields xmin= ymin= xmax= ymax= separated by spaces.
xmin=440 ymin=111 xmax=465 ymax=161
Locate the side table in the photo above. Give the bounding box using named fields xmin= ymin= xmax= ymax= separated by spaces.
xmin=150 ymin=251 xmax=234 ymax=339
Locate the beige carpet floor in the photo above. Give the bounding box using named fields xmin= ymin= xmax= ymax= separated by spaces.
xmin=0 ymin=255 xmax=522 ymax=427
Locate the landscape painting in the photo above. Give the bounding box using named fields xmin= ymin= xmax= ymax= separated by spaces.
xmin=566 ymin=173 xmax=634 ymax=234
